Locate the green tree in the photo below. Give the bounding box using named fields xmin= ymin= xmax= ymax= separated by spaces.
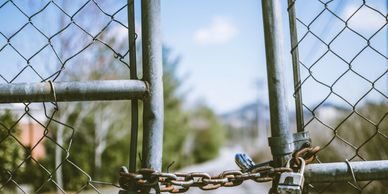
xmin=131 ymin=47 xmax=225 ymax=171
xmin=160 ymin=47 xmax=191 ymax=170
xmin=12 ymin=44 xmax=225 ymax=192
xmin=23 ymin=37 xmax=224 ymax=191
xmin=0 ymin=110 xmax=24 ymax=190
xmin=160 ymin=48 xmax=225 ymax=170
xmin=189 ymin=105 xmax=225 ymax=164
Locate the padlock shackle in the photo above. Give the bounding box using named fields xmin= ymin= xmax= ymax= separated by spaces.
xmin=286 ymin=157 xmax=305 ymax=173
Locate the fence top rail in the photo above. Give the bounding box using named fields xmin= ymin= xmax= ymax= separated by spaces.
xmin=0 ymin=79 xmax=148 ymax=103
xmin=305 ymin=160 xmax=388 ymax=183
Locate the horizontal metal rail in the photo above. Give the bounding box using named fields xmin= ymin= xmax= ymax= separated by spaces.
xmin=305 ymin=160 xmax=388 ymax=183
xmin=0 ymin=80 xmax=148 ymax=103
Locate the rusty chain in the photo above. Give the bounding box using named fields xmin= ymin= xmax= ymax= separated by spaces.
xmin=119 ymin=165 xmax=291 ymax=193
xmin=292 ymin=145 xmax=320 ymax=167
xmin=119 ymin=145 xmax=320 ymax=193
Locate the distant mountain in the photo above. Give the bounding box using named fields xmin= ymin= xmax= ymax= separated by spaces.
xmin=219 ymin=100 xmax=348 ymax=150
xmin=220 ymin=101 xmax=270 ymax=149
xmin=221 ymin=101 xmax=269 ymax=123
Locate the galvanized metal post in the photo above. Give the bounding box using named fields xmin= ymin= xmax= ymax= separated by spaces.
xmin=125 ymin=0 xmax=139 ymax=193
xmin=141 ymin=0 xmax=164 ymax=178
xmin=128 ymin=0 xmax=139 ymax=173
xmin=305 ymin=160 xmax=388 ymax=183
xmin=0 ymin=80 xmax=147 ymax=103
xmin=261 ymin=0 xmax=294 ymax=190
xmin=287 ymin=0 xmax=304 ymax=132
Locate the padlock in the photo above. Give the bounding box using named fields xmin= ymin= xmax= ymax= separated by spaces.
xmin=235 ymin=153 xmax=255 ymax=172
xmin=277 ymin=157 xmax=305 ymax=194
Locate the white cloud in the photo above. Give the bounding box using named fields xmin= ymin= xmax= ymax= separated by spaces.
xmin=194 ymin=17 xmax=238 ymax=45
xmin=342 ymin=5 xmax=385 ymax=32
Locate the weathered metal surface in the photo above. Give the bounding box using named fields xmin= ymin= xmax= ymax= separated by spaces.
xmin=128 ymin=0 xmax=139 ymax=175
xmin=261 ymin=0 xmax=293 ymax=166
xmin=305 ymin=160 xmax=388 ymax=183
xmin=141 ymin=0 xmax=164 ymax=175
xmin=119 ymin=165 xmax=292 ymax=193
xmin=0 ymin=80 xmax=148 ymax=103
xmin=287 ymin=0 xmax=304 ymax=133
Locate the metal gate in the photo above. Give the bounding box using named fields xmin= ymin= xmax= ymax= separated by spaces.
xmin=0 ymin=0 xmax=155 ymax=193
xmin=286 ymin=0 xmax=388 ymax=193
xmin=0 ymin=0 xmax=387 ymax=193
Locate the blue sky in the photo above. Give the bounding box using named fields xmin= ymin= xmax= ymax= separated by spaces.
xmin=158 ymin=0 xmax=387 ymax=113
xmin=0 ymin=0 xmax=386 ymax=114
xmin=160 ymin=0 xmax=265 ymax=113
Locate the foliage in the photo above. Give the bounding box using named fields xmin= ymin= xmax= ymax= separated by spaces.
xmin=1 ymin=1 xmax=225 ymax=192
xmin=0 ymin=110 xmax=24 ymax=189
xmin=189 ymin=105 xmax=225 ymax=164
xmin=316 ymin=102 xmax=387 ymax=161
xmin=20 ymin=46 xmax=225 ymax=191
xmin=137 ymin=47 xmax=225 ymax=170
xmin=312 ymin=102 xmax=388 ymax=193
xmin=159 ymin=47 xmax=192 ymax=170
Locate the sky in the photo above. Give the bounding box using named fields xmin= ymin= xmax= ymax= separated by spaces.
xmin=158 ymin=0 xmax=387 ymax=113
xmin=0 ymin=0 xmax=387 ymax=114
xmin=160 ymin=0 xmax=266 ymax=113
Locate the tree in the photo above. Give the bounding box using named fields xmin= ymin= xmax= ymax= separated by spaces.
xmin=127 ymin=47 xmax=226 ymax=171
xmin=189 ymin=105 xmax=225 ymax=164
xmin=0 ymin=110 xmax=24 ymax=190
xmin=312 ymin=102 xmax=388 ymax=193
xmin=159 ymin=48 xmax=225 ymax=170
xmin=10 ymin=1 xmax=226 ymax=190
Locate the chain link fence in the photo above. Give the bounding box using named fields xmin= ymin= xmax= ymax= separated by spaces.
xmin=288 ymin=0 xmax=387 ymax=193
xmin=1 ymin=0 xmax=387 ymax=194
xmin=0 ymin=0 xmax=135 ymax=193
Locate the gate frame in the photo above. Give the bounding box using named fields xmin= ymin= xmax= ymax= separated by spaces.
xmin=0 ymin=0 xmax=387 ymax=194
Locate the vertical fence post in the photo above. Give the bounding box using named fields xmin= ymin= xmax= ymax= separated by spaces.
xmin=127 ymin=1 xmax=139 ymax=193
xmin=141 ymin=0 xmax=164 ymax=178
xmin=128 ymin=0 xmax=139 ymax=173
xmin=261 ymin=0 xmax=294 ymax=190
xmin=287 ymin=0 xmax=304 ymax=132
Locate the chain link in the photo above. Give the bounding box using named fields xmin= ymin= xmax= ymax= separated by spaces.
xmin=119 ymin=166 xmax=291 ymax=193
xmin=119 ymin=146 xmax=319 ymax=193
xmin=0 ymin=0 xmax=134 ymax=193
xmin=288 ymin=0 xmax=387 ymax=192
xmin=293 ymin=145 xmax=320 ymax=166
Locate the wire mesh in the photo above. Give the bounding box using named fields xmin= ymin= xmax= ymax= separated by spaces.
xmin=0 ymin=0 xmax=136 ymax=193
xmin=288 ymin=0 xmax=387 ymax=193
